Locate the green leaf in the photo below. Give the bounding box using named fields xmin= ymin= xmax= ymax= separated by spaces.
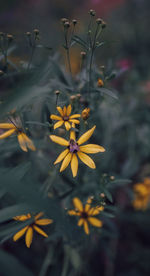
xmin=94 ymin=87 xmax=118 ymax=99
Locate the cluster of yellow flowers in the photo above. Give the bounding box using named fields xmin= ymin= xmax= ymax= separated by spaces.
xmin=0 ymin=105 xmax=105 ymax=247
xmin=132 ymin=178 xmax=150 ymax=210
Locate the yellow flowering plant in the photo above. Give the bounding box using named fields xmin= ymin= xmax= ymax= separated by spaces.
xmin=132 ymin=178 xmax=150 ymax=210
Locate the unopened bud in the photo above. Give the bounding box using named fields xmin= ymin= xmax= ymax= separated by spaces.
xmin=89 ymin=9 xmax=96 ymax=16
xmin=33 ymin=29 xmax=39 ymax=35
xmin=100 ymin=193 xmax=105 ymax=198
xmin=96 ymin=18 xmax=102 ymax=25
xmin=55 ymin=90 xmax=60 ymax=95
xmin=81 ymin=51 xmax=86 ymax=58
xmin=81 ymin=108 xmax=90 ymax=120
xmin=102 ymin=21 xmax=106 ymax=29
xmin=64 ymin=21 xmax=70 ymax=28
xmin=25 ymin=32 xmax=31 ymax=36
xmin=97 ymin=78 xmax=104 ymax=87
xmin=0 ymin=70 xmax=4 ymax=76
xmin=72 ymin=19 xmax=77 ymax=25
xmin=58 ymin=128 xmax=66 ymax=136
xmin=61 ymin=18 xmax=68 ymax=23
xmin=110 ymin=176 xmax=115 ymax=180
xmin=70 ymin=95 xmax=76 ymax=102
xmin=6 ymin=34 xmax=13 ymax=42
xmin=76 ymin=93 xmax=81 ymax=99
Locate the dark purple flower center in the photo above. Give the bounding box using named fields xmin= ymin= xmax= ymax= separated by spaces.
xmin=81 ymin=211 xmax=88 ymax=219
xmin=63 ymin=116 xmax=69 ymax=121
xmin=69 ymin=139 xmax=79 ymax=153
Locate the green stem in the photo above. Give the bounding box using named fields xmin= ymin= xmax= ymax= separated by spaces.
xmin=27 ymin=45 xmax=35 ymax=70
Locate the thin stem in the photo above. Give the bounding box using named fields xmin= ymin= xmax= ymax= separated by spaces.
xmin=64 ymin=30 xmax=72 ymax=76
xmin=27 ymin=45 xmax=35 ymax=70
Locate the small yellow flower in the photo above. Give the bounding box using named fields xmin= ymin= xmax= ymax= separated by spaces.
xmin=50 ymin=125 xmax=105 ymax=177
xmin=13 ymin=212 xmax=53 ymax=248
xmin=50 ymin=105 xmax=80 ymax=131
xmin=81 ymin=108 xmax=90 ymax=120
xmin=68 ymin=197 xmax=104 ymax=234
xmin=97 ymin=78 xmax=104 ymax=87
xmin=132 ymin=178 xmax=150 ymax=210
xmin=0 ymin=119 xmax=36 ymax=152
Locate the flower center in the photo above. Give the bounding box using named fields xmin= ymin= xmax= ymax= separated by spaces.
xmin=81 ymin=211 xmax=88 ymax=219
xmin=63 ymin=116 xmax=69 ymax=121
xmin=69 ymin=139 xmax=79 ymax=153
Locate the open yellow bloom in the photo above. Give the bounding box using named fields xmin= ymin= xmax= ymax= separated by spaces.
xmin=133 ymin=178 xmax=150 ymax=210
xmin=13 ymin=212 xmax=53 ymax=248
xmin=0 ymin=121 xmax=36 ymax=152
xmin=50 ymin=105 xmax=80 ymax=131
xmin=68 ymin=197 xmax=104 ymax=234
xmin=50 ymin=125 xmax=105 ymax=177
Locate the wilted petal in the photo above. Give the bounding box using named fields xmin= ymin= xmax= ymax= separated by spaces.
xmin=71 ymin=154 xmax=78 ymax=177
xmin=77 ymin=126 xmax=96 ymax=145
xmin=88 ymin=217 xmax=103 ymax=227
xmin=33 ymin=225 xmax=48 ymax=237
xmin=25 ymin=227 xmax=33 ymax=248
xmin=50 ymin=135 xmax=69 ymax=146
xmin=60 ymin=152 xmax=72 ymax=172
xmin=66 ymin=104 xmax=72 ymax=116
xmin=17 ymin=133 xmax=28 ymax=152
xmin=79 ymin=144 xmax=105 ymax=153
xmin=54 ymin=121 xmax=64 ymax=129
xmin=50 ymin=115 xmax=62 ymax=121
xmin=54 ymin=149 xmax=69 ymax=164
xmin=22 ymin=133 xmax=36 ymax=151
xmin=13 ymin=226 xmax=28 ymax=241
xmin=73 ymin=197 xmax=83 ymax=212
xmin=77 ymin=152 xmax=96 ymax=169
xmin=0 ymin=129 xmax=16 ymax=139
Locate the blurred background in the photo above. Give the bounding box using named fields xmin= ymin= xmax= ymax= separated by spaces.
xmin=1 ymin=0 xmax=150 ymax=275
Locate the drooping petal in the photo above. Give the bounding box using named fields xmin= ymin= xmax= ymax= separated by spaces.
xmin=22 ymin=133 xmax=36 ymax=151
xmin=50 ymin=115 xmax=62 ymax=121
xmin=88 ymin=217 xmax=103 ymax=227
xmin=34 ymin=212 xmax=44 ymax=220
xmin=33 ymin=225 xmax=48 ymax=237
xmin=36 ymin=219 xmax=53 ymax=225
xmin=64 ymin=121 xmax=71 ymax=131
xmin=84 ymin=198 xmax=92 ymax=212
xmin=69 ymin=119 xmax=80 ymax=124
xmin=88 ymin=206 xmax=104 ymax=216
xmin=69 ymin=114 xmax=81 ymax=119
xmin=13 ymin=226 xmax=28 ymax=241
xmin=25 ymin=227 xmax=33 ymax=248
xmin=0 ymin=129 xmax=16 ymax=139
xmin=68 ymin=210 xmax=80 ymax=216
xmin=0 ymin=123 xmax=16 ymax=129
xmin=77 ymin=126 xmax=96 ymax=145
xmin=66 ymin=104 xmax=72 ymax=116
xmin=71 ymin=153 xmax=78 ymax=177
xmin=57 ymin=106 xmax=64 ymax=116
xmin=54 ymin=149 xmax=69 ymax=164
xmin=60 ymin=152 xmax=72 ymax=172
xmin=63 ymin=106 xmax=67 ymax=116
xmin=78 ymin=218 xmax=84 ymax=226
xmin=73 ymin=197 xmax=83 ymax=212
xmin=17 ymin=133 xmax=27 ymax=152
xmin=83 ymin=220 xmax=89 ymax=235
xmin=54 ymin=121 xmax=64 ymax=129
xmin=77 ymin=152 xmax=96 ymax=169
xmin=79 ymin=144 xmax=105 ymax=153
xmin=50 ymin=135 xmax=69 ymax=146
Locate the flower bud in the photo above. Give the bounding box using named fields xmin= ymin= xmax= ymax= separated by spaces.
xmin=64 ymin=21 xmax=70 ymax=28
xmin=25 ymin=32 xmax=31 ymax=36
xmin=110 ymin=176 xmax=115 ymax=180
xmin=72 ymin=19 xmax=77 ymax=25
xmin=6 ymin=34 xmax=13 ymax=42
xmin=0 ymin=70 xmax=4 ymax=76
xmin=89 ymin=9 xmax=96 ymax=16
xmin=81 ymin=51 xmax=86 ymax=58
xmin=100 ymin=193 xmax=105 ymax=198
xmin=81 ymin=108 xmax=90 ymax=120
xmin=96 ymin=18 xmax=102 ymax=25
xmin=70 ymin=95 xmax=76 ymax=102
xmin=33 ymin=29 xmax=39 ymax=35
xmin=55 ymin=90 xmax=60 ymax=95
xmin=97 ymin=78 xmax=104 ymax=87
xmin=102 ymin=21 xmax=106 ymax=29
xmin=76 ymin=93 xmax=81 ymax=99
xmin=61 ymin=18 xmax=68 ymax=23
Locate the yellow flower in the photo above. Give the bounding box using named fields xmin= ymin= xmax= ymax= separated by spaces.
xmin=0 ymin=120 xmax=36 ymax=152
xmin=68 ymin=197 xmax=104 ymax=234
xmin=132 ymin=178 xmax=150 ymax=210
xmin=81 ymin=108 xmax=90 ymax=120
xmin=97 ymin=78 xmax=104 ymax=87
xmin=50 ymin=105 xmax=80 ymax=131
xmin=13 ymin=212 xmax=53 ymax=248
xmin=50 ymin=125 xmax=105 ymax=177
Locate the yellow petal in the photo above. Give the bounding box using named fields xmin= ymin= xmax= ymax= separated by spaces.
xmin=88 ymin=206 xmax=104 ymax=216
xmin=73 ymin=197 xmax=83 ymax=212
xmin=33 ymin=225 xmax=48 ymax=237
xmin=0 ymin=123 xmax=16 ymax=129
xmin=71 ymin=153 xmax=78 ymax=177
xmin=66 ymin=104 xmax=72 ymax=116
xmin=68 ymin=210 xmax=80 ymax=216
xmin=88 ymin=217 xmax=103 ymax=227
xmin=77 ymin=126 xmax=96 ymax=145
xmin=85 ymin=198 xmax=92 ymax=212
xmin=22 ymin=133 xmax=36 ymax=151
xmin=57 ymin=106 xmax=64 ymax=116
xmin=77 ymin=152 xmax=96 ymax=169
xmin=63 ymin=106 xmax=67 ymax=116
xmin=54 ymin=149 xmax=69 ymax=164
xmin=69 ymin=114 xmax=81 ymax=119
xmin=36 ymin=219 xmax=53 ymax=225
xmin=60 ymin=152 xmax=72 ymax=172
xmin=50 ymin=135 xmax=69 ymax=146
xmin=0 ymin=129 xmax=16 ymax=139
xmin=70 ymin=130 xmax=76 ymax=141
xmin=34 ymin=212 xmax=44 ymax=220
xmin=17 ymin=133 xmax=28 ymax=152
xmin=69 ymin=119 xmax=80 ymax=124
xmin=54 ymin=121 xmax=64 ymax=129
xmin=14 ymin=214 xmax=31 ymax=221
xmin=64 ymin=121 xmax=71 ymax=131
xmin=13 ymin=226 xmax=28 ymax=241
xmin=25 ymin=227 xmax=33 ymax=248
xmin=79 ymin=144 xmax=105 ymax=153
xmin=78 ymin=218 xmax=84 ymax=226
xmin=50 ymin=115 xmax=62 ymax=121
xmin=83 ymin=220 xmax=89 ymax=234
